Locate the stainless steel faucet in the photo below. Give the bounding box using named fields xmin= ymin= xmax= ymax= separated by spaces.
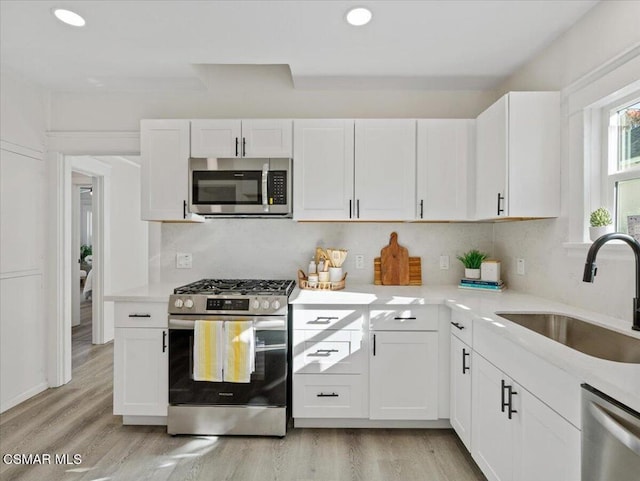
xmin=583 ymin=233 xmax=640 ymax=331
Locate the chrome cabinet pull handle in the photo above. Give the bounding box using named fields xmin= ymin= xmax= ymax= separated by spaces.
xmin=451 ymin=322 xmax=465 ymax=330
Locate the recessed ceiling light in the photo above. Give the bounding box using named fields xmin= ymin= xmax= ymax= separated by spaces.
xmin=346 ymin=7 xmax=372 ymax=27
xmin=53 ymin=8 xmax=86 ymax=27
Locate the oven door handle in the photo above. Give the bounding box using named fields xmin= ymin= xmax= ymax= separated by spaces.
xmin=262 ymin=163 xmax=269 ymax=212
xmin=168 ymin=318 xmax=286 ymax=331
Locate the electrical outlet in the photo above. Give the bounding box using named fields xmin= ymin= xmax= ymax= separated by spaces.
xmin=355 ymin=255 xmax=365 ymax=270
xmin=176 ymin=252 xmax=193 ymax=269
xmin=516 ymin=258 xmax=525 ymax=276
xmin=439 ymin=255 xmax=450 ymax=270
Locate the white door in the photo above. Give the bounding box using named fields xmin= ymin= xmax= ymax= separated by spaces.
xmin=515 ymin=386 xmax=581 ymax=481
xmin=475 ymin=95 xmax=508 ymax=219
xmin=293 ymin=119 xmax=355 ymax=220
xmin=369 ymin=331 xmax=438 ymax=420
xmin=471 ymin=352 xmax=515 ymax=481
xmin=191 ymin=119 xmax=241 ymax=158
xmin=242 ymin=119 xmax=292 ymax=157
xmin=450 ymin=335 xmax=472 ymax=449
xmin=355 ymin=120 xmax=416 ymax=220
xmin=140 ymin=119 xmax=191 ymax=221
xmin=113 ymin=328 xmax=168 ymax=416
xmin=417 ymin=119 xmax=474 ymax=220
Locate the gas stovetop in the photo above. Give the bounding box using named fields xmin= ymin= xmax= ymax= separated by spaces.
xmin=174 ymin=278 xmax=296 ymax=296
xmin=169 ymin=279 xmax=296 ymax=316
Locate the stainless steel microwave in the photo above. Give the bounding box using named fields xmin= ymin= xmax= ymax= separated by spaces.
xmin=188 ymin=157 xmax=292 ymax=217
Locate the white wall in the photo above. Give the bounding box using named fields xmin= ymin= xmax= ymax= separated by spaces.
xmin=0 ymin=71 xmax=49 ymax=412
xmin=493 ymin=0 xmax=640 ymax=322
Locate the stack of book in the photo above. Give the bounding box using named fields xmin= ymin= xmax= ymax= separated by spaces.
xmin=458 ymin=278 xmax=506 ymax=292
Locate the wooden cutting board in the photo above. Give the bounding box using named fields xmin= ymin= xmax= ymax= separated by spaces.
xmin=380 ymin=232 xmax=410 ymax=285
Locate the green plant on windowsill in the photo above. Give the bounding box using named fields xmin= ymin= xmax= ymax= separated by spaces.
xmin=80 ymin=244 xmax=92 ymax=262
xmin=456 ymin=249 xmax=488 ymax=269
xmin=589 ymin=207 xmax=613 ymax=227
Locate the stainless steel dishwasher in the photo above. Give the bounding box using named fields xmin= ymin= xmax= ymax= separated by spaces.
xmin=582 ymin=384 xmax=640 ymax=481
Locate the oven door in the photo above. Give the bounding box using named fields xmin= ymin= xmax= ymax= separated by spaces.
xmin=168 ymin=316 xmax=287 ymax=407
xmin=189 ymin=157 xmax=291 ymax=216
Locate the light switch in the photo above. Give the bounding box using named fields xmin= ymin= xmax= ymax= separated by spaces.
xmin=355 ymin=255 xmax=365 ymax=270
xmin=516 ymin=258 xmax=525 ymax=275
xmin=439 ymin=255 xmax=450 ymax=270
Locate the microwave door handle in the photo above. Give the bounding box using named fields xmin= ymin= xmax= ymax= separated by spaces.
xmin=262 ymin=163 xmax=269 ymax=212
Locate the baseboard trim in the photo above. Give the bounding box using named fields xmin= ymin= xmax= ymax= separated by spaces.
xmin=0 ymin=382 xmax=48 ymax=413
xmin=293 ymin=418 xmax=452 ymax=429
xmin=122 ymin=415 xmax=167 ymax=426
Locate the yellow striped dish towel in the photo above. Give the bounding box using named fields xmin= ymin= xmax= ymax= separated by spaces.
xmin=193 ymin=320 xmax=223 ymax=382
xmin=223 ymin=320 xmax=255 ymax=383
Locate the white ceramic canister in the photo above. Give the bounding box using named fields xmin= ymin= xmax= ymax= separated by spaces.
xmin=480 ymin=260 xmax=501 ymax=282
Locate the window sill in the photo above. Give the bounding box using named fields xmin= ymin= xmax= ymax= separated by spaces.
xmin=563 ymin=241 xmax=635 ymax=260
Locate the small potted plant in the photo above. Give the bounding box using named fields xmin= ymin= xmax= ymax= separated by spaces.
xmin=457 ymin=249 xmax=488 ymax=279
xmin=589 ymin=207 xmax=614 ymax=241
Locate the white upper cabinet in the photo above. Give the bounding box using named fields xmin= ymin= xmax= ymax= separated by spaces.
xmin=293 ymin=119 xmax=355 ymax=220
xmin=475 ymin=92 xmax=560 ymax=220
xmin=140 ymin=119 xmax=191 ymax=221
xmin=191 ymin=119 xmax=292 ymax=158
xmin=355 ymin=119 xmax=416 ymax=220
xmin=416 ymin=119 xmax=475 ymax=221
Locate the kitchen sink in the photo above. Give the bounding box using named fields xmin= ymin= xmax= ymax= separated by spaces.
xmin=496 ymin=312 xmax=640 ymax=364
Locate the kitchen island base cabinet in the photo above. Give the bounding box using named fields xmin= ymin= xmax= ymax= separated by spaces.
xmin=369 ymin=331 xmax=438 ymax=420
xmin=471 ymin=352 xmax=580 ymax=481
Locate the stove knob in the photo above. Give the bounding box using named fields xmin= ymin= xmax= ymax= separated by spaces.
xmin=252 ymin=299 xmax=261 ymax=310
xmin=184 ymin=298 xmax=194 ymax=309
xmin=271 ymin=300 xmax=281 ymax=310
xmin=174 ymin=298 xmax=184 ymax=309
xmin=262 ymin=300 xmax=271 ymax=310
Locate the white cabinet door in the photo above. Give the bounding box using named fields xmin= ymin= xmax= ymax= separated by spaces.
xmin=475 ymin=96 xmax=508 ymax=220
xmin=450 ymin=335 xmax=472 ymax=450
xmin=355 ymin=120 xmax=416 ymax=220
xmin=140 ymin=119 xmax=190 ymax=221
xmin=113 ymin=328 xmax=168 ymax=416
xmin=416 ymin=119 xmax=474 ymax=220
xmin=293 ymin=119 xmax=354 ymax=220
xmin=475 ymin=92 xmax=560 ymax=220
xmin=191 ymin=119 xmax=292 ymax=158
xmin=515 ymin=388 xmax=581 ymax=481
xmin=242 ymin=119 xmax=292 ymax=157
xmin=190 ymin=119 xmax=241 ymax=158
xmin=369 ymin=331 xmax=438 ymax=420
xmin=471 ymin=352 xmax=515 ymax=481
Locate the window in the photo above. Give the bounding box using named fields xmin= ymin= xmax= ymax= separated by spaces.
xmin=605 ymin=98 xmax=640 ymax=235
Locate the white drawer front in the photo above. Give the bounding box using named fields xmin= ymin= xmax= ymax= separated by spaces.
xmin=293 ymin=374 xmax=367 ymax=418
xmin=450 ymin=309 xmax=473 ymax=345
xmin=293 ymin=330 xmax=364 ymax=374
xmin=369 ymin=305 xmax=438 ymax=331
xmin=293 ymin=307 xmax=364 ymax=330
xmin=115 ymin=301 xmax=168 ymax=328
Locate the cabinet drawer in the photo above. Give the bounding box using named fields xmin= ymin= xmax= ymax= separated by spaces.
xmin=293 ymin=374 xmax=367 ymax=418
xmin=450 ymin=309 xmax=473 ymax=345
xmin=369 ymin=305 xmax=438 ymax=331
xmin=292 ymin=307 xmax=364 ymax=330
xmin=293 ymin=330 xmax=364 ymax=374
xmin=115 ymin=301 xmax=168 ymax=328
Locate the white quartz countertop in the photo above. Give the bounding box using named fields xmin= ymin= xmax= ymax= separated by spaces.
xmin=107 ymin=282 xmax=640 ymax=412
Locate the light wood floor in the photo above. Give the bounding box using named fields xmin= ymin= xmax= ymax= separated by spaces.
xmin=1 ymin=304 xmax=486 ymax=481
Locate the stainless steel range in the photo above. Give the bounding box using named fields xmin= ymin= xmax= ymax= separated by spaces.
xmin=167 ymin=279 xmax=295 ymax=437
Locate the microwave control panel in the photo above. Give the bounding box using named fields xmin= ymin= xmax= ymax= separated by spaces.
xmin=268 ymin=171 xmax=287 ymax=205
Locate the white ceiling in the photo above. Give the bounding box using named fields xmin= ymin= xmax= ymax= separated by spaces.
xmin=0 ymin=0 xmax=599 ymax=92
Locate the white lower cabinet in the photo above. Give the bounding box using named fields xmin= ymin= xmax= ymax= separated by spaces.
xmin=114 ymin=327 xmax=168 ymax=416
xmin=113 ymin=300 xmax=168 ymax=419
xmin=471 ymin=351 xmax=580 ymax=481
xmin=292 ymin=374 xmax=366 ymax=418
xmin=369 ymin=331 xmax=439 ymax=420
xmin=450 ymin=334 xmax=472 ymax=449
